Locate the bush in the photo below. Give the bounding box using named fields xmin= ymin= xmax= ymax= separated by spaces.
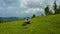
xmin=32 ymin=14 xmax=36 ymax=18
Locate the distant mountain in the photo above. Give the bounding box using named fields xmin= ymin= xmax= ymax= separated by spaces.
xmin=0 ymin=17 xmax=20 ymax=22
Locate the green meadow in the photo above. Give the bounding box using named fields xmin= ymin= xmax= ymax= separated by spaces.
xmin=0 ymin=14 xmax=60 ymax=34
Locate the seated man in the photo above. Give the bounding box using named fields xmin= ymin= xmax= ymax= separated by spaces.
xmin=25 ymin=18 xmax=30 ymax=24
xmin=22 ymin=18 xmax=30 ymax=26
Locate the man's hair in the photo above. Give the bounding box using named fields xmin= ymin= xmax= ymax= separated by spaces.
xmin=27 ymin=19 xmax=28 ymax=20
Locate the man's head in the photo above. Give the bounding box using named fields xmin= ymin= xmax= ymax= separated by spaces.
xmin=27 ymin=19 xmax=28 ymax=20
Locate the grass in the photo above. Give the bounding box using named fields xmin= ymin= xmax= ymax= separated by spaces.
xmin=0 ymin=14 xmax=60 ymax=34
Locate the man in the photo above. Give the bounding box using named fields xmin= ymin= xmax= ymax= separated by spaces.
xmin=25 ymin=18 xmax=30 ymax=24
xmin=22 ymin=17 xmax=30 ymax=26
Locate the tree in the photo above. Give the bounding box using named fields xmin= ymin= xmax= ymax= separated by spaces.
xmin=32 ymin=14 xmax=36 ymax=18
xmin=0 ymin=21 xmax=1 ymax=23
xmin=44 ymin=6 xmax=50 ymax=15
xmin=57 ymin=5 xmax=60 ymax=14
xmin=0 ymin=18 xmax=1 ymax=23
xmin=58 ymin=5 xmax=60 ymax=13
xmin=53 ymin=1 xmax=58 ymax=14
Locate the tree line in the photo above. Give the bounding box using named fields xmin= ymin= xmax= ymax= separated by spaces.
xmin=45 ymin=1 xmax=60 ymax=15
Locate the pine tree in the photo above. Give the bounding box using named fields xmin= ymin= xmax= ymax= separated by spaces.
xmin=59 ymin=5 xmax=60 ymax=13
xmin=32 ymin=14 xmax=36 ymax=18
xmin=44 ymin=6 xmax=50 ymax=15
xmin=0 ymin=18 xmax=1 ymax=23
xmin=57 ymin=5 xmax=60 ymax=13
xmin=53 ymin=1 xmax=58 ymax=14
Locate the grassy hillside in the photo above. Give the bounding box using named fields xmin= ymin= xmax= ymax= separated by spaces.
xmin=0 ymin=14 xmax=60 ymax=34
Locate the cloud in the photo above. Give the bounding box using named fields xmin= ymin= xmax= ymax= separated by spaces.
xmin=56 ymin=0 xmax=60 ymax=6
xmin=20 ymin=0 xmax=60 ymax=8
xmin=20 ymin=0 xmax=54 ymax=8
xmin=20 ymin=0 xmax=29 ymax=2
xmin=20 ymin=4 xmax=27 ymax=8
xmin=7 ymin=6 xmax=14 ymax=10
xmin=21 ymin=8 xmax=45 ymax=16
xmin=20 ymin=8 xmax=46 ymax=17
xmin=0 ymin=0 xmax=19 ymax=7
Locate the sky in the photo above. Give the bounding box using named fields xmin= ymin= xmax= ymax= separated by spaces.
xmin=0 ymin=0 xmax=60 ymax=17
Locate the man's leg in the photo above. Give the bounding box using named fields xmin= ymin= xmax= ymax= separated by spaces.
xmin=22 ymin=22 xmax=27 ymax=26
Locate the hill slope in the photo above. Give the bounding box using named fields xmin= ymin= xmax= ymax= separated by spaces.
xmin=0 ymin=14 xmax=60 ymax=34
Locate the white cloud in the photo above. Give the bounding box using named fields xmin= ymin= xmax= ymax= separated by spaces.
xmin=20 ymin=0 xmax=29 ymax=2
xmin=56 ymin=0 xmax=60 ymax=6
xmin=20 ymin=8 xmax=45 ymax=16
xmin=20 ymin=0 xmax=54 ymax=8
xmin=20 ymin=3 xmax=28 ymax=8
xmin=7 ymin=7 xmax=14 ymax=10
xmin=20 ymin=0 xmax=41 ymax=8
xmin=21 ymin=8 xmax=44 ymax=14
